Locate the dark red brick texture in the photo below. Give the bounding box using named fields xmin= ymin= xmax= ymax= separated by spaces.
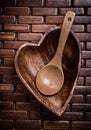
xmin=0 ymin=0 xmax=91 ymax=129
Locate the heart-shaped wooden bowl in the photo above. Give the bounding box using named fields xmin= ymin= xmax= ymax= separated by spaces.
xmin=14 ymin=26 xmax=81 ymax=116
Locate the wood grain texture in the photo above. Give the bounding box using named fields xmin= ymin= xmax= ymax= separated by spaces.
xmin=15 ymin=26 xmax=81 ymax=116
xmin=0 ymin=0 xmax=91 ymax=129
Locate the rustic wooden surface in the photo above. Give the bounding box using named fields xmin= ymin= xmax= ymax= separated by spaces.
xmin=0 ymin=0 xmax=91 ymax=129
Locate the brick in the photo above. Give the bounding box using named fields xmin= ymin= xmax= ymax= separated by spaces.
xmin=86 ymin=95 xmax=91 ymax=103
xmin=0 ymin=15 xmax=15 ymax=23
xmin=3 ymin=75 xmax=21 ymax=84
xmin=74 ymin=86 xmax=91 ymax=95
xmin=72 ymin=25 xmax=84 ymax=32
xmin=46 ymin=0 xmax=71 ymax=7
xmin=0 ymin=0 xmax=16 ymax=6
xmin=44 ymin=121 xmax=69 ymax=129
xmin=81 ymin=59 xmax=85 ymax=68
xmin=0 ymin=84 xmax=14 ymax=92
xmin=65 ymin=104 xmax=71 ymax=112
xmin=70 ymin=95 xmax=84 ymax=103
xmin=74 ymin=0 xmax=91 ymax=7
xmin=0 ymin=32 xmax=15 ymax=40
xmin=76 ymin=33 xmax=91 ymax=42
xmin=79 ymin=68 xmax=91 ymax=76
xmin=16 ymin=102 xmax=41 ymax=111
xmin=2 ymin=110 xmax=28 ymax=119
xmin=0 ymin=7 xmax=2 ymax=14
xmin=75 ymin=16 xmax=91 ymax=24
xmin=59 ymin=8 xmax=84 ymax=15
xmin=0 ymin=101 xmax=14 ymax=110
xmin=77 ymin=77 xmax=84 ymax=86
xmin=80 ymin=42 xmax=85 ymax=50
xmin=0 ymin=24 xmax=2 ymax=31
xmin=86 ymin=42 xmax=91 ymax=50
xmin=29 ymin=111 xmax=57 ymax=120
xmin=16 ymin=120 xmax=41 ymax=129
xmin=32 ymin=8 xmax=57 ymax=15
xmin=46 ymin=16 xmax=63 ymax=24
xmin=61 ymin=112 xmax=84 ymax=121
xmin=88 ymin=8 xmax=91 ymax=15
xmin=86 ymin=77 xmax=91 ymax=85
xmin=4 ymin=58 xmax=14 ymax=67
xmin=19 ymin=16 xmax=44 ymax=24
xmin=0 ymin=42 xmax=2 ymax=49
xmin=0 ymin=76 xmax=2 ymax=83
xmin=28 ymin=94 xmax=40 ymax=102
xmin=15 ymin=84 xmax=29 ymax=93
xmin=18 ymin=33 xmax=42 ymax=41
xmin=0 ymin=41 xmax=3 ymax=48
xmin=0 ymin=120 xmax=13 ymax=129
xmin=72 ymin=103 xmax=91 ymax=112
xmin=86 ymin=112 xmax=91 ymax=120
xmin=81 ymin=59 xmax=85 ymax=67
xmin=0 ymin=58 xmax=2 ymax=66
xmin=0 ymin=59 xmax=2 ymax=66
xmin=18 ymin=0 xmax=43 ymax=7
xmin=32 ymin=24 xmax=56 ymax=32
xmin=87 ymin=25 xmax=91 ymax=32
xmin=82 ymin=51 xmax=91 ymax=59
xmin=0 ymin=49 xmax=15 ymax=58
xmin=4 ymin=24 xmax=30 ymax=32
xmin=5 ymin=7 xmax=30 ymax=16
xmin=72 ymin=121 xmax=91 ymax=129
xmin=4 ymin=41 xmax=25 ymax=49
xmin=86 ymin=60 xmax=91 ymax=68
xmin=0 ymin=94 xmax=1 ymax=101
xmin=72 ymin=127 xmax=89 ymax=130
xmin=0 ymin=67 xmax=14 ymax=75
xmin=2 ymin=93 xmax=28 ymax=102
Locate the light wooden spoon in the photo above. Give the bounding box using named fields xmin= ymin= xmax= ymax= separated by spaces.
xmin=36 ymin=11 xmax=75 ymax=95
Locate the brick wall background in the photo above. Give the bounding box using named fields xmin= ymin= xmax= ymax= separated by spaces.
xmin=0 ymin=0 xmax=91 ymax=129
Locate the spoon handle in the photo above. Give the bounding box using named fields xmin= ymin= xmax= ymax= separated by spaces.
xmin=53 ymin=11 xmax=75 ymax=65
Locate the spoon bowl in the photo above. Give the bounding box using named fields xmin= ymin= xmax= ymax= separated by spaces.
xmin=36 ymin=65 xmax=64 ymax=95
xmin=36 ymin=11 xmax=75 ymax=95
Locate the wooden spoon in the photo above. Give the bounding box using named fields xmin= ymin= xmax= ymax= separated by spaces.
xmin=36 ymin=11 xmax=75 ymax=95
